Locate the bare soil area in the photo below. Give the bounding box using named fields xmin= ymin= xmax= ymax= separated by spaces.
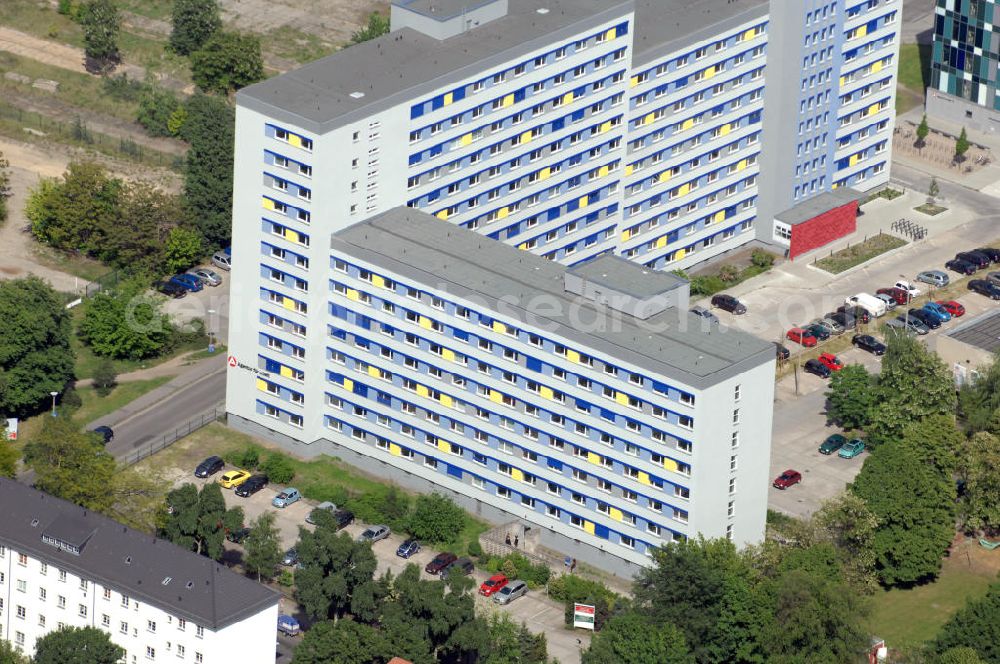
xmin=220 ymin=0 xmax=388 ymax=44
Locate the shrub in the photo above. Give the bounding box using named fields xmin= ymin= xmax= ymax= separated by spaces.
xmin=260 ymin=453 xmax=295 ymax=484
xmin=92 ymin=359 xmax=117 ymax=397
xmin=485 ymin=553 xmax=551 ymax=587
xmin=406 ymin=493 xmax=466 ymax=544
xmin=549 ymin=574 xmax=620 ymax=630
xmin=467 ymin=540 xmax=483 ymax=558
xmin=224 ymin=445 xmax=260 ymax=470
xmin=278 ymin=569 xmax=294 ymax=587
xmin=751 ymin=248 xmax=775 ymax=269
xmin=344 ymin=486 xmax=411 ymax=531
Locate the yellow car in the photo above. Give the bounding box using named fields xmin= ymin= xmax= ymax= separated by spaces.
xmin=218 ymin=469 xmax=251 ymax=489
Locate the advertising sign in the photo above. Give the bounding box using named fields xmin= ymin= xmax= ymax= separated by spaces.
xmin=573 ymin=603 xmax=595 ymax=630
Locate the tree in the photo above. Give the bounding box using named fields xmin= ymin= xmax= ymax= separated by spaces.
xmin=292 ymin=619 xmax=387 ymax=664
xmin=480 ymin=613 xmax=548 ymax=664
xmin=27 ymin=161 xmax=122 ymax=256
xmin=929 ymin=176 xmax=941 ymax=204
xmin=0 ymin=639 xmax=29 ymax=664
xmin=583 ymin=613 xmax=694 ymax=664
xmin=0 ymin=277 xmax=75 ymax=417
xmin=79 ymin=279 xmax=172 ymax=360
xmin=92 ymin=358 xmax=117 ymax=397
xmin=407 ymin=492 xmax=465 ymax=543
xmin=34 ymin=626 xmax=124 ymax=664
xmin=825 ymin=364 xmax=876 ymax=430
xmin=245 ymin=511 xmax=282 ymax=581
xmin=958 ymin=357 xmax=1000 ymax=433
xmin=170 ymin=0 xmax=221 ymax=55
xmin=23 ymin=416 xmax=117 ymax=511
xmin=916 ymin=114 xmax=930 ymax=148
xmin=959 ymin=432 xmax=1000 ymax=533
xmin=932 ymin=582 xmax=1000 ymax=663
xmin=160 ymin=482 xmax=243 ymax=560
xmin=899 ymin=414 xmax=965 ymax=479
xmin=104 ymin=467 xmax=166 ymax=533
xmin=955 ymin=127 xmax=970 ymax=162
xmin=260 ymin=452 xmax=295 ymax=484
xmin=0 ymin=436 xmax=17 ymax=478
xmin=105 ymin=181 xmax=184 ymax=271
xmin=182 ymin=94 xmax=235 ymax=248
xmin=0 ymin=150 xmax=11 ymax=222
xmin=813 ymin=492 xmax=879 ymax=592
xmin=79 ymin=0 xmax=121 ymax=70
xmin=351 ymin=12 xmax=390 ymax=44
xmin=164 ymin=226 xmax=204 ymax=273
xmin=190 ymin=31 xmax=264 ymax=94
xmin=137 ymin=86 xmax=181 ymax=137
xmin=295 ymin=525 xmax=378 ymax=620
xmin=850 ymin=442 xmax=955 ymax=586
xmin=938 ymin=648 xmax=987 ymax=664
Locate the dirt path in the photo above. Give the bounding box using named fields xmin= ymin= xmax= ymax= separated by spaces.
xmin=0 ymin=26 xmax=146 ymax=81
xmin=220 ymin=0 xmax=385 ymax=43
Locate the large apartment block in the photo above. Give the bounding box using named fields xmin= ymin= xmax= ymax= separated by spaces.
xmin=927 ymin=0 xmax=1000 ymax=130
xmin=0 ymin=479 xmax=279 ymax=661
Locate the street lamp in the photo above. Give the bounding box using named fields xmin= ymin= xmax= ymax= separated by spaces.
xmin=207 ymin=309 xmax=216 ymax=354
xmin=49 ymin=391 xmax=58 ymax=418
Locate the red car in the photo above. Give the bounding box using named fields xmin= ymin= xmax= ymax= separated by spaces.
xmin=479 ymin=573 xmax=509 ymax=596
xmin=936 ymin=300 xmax=965 ymax=317
xmin=817 ymin=352 xmax=843 ymax=372
xmin=773 ymin=469 xmax=802 ymax=490
xmin=876 ymin=287 xmax=911 ymax=306
xmin=786 ymin=328 xmax=818 ymax=347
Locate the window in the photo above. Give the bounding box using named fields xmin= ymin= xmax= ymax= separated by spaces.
xmin=16 ymin=553 xmax=26 ymax=566
xmin=178 ymin=645 xmax=185 ymax=658
xmin=196 ymin=626 xmax=204 ymax=639
xmin=16 ymin=605 xmax=25 ymax=619
xmin=147 ymin=646 xmax=156 ymax=660
xmin=58 ymin=596 xmax=66 ymax=609
xmin=102 ymin=614 xmax=110 ymax=627
xmin=148 ymin=620 xmax=157 ymax=633
xmin=16 ymin=580 xmax=25 ymax=593
xmin=78 ymin=604 xmax=87 ymax=618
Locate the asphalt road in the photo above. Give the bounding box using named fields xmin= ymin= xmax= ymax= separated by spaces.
xmin=902 ymin=0 xmax=934 ymax=45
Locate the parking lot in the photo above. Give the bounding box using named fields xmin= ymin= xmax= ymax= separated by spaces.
xmin=176 ymin=472 xmax=590 ymax=663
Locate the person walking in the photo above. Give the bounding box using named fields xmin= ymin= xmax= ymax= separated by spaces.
xmin=505 ymin=532 xmax=511 ymax=546
xmin=570 ymin=558 xmax=577 ymax=573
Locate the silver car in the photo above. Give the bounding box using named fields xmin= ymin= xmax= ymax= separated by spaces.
xmin=897 ymin=314 xmax=929 ymax=335
xmin=986 ymin=271 xmax=1000 ymax=286
xmin=357 ymin=525 xmax=390 ymax=543
xmin=494 ymin=579 xmax=528 ymax=605
xmin=689 ymin=306 xmax=719 ymax=325
xmin=187 ymin=267 xmax=223 ymax=287
xmin=810 ymin=318 xmax=844 ymax=335
xmin=211 ymin=251 xmax=232 ymax=271
xmin=916 ymin=270 xmax=949 ymax=287
xmin=874 ymin=293 xmax=898 ymax=311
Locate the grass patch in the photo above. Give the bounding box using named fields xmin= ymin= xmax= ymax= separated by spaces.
xmin=813 ymin=233 xmax=908 ymax=274
xmin=74 ymin=376 xmax=172 ymax=423
xmin=0 ymin=0 xmax=85 ymax=48
xmin=31 ymin=243 xmax=110 ymax=283
xmin=116 ymin=30 xmax=192 ymax=84
xmin=264 ymin=26 xmax=338 ymax=65
xmin=897 ymin=43 xmax=933 ymax=95
xmin=862 ymin=187 xmax=905 ymax=205
xmin=868 ymin=537 xmax=1000 ymax=650
xmin=117 ymin=0 xmax=175 ymax=21
xmin=915 ymin=203 xmax=948 ymax=216
xmin=183 ymin=344 xmax=227 ymax=363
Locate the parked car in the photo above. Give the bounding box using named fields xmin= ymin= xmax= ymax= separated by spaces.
xmin=804 ymin=323 xmax=831 ymax=342
xmin=494 ymin=579 xmax=528 ymax=605
xmin=479 ymin=573 xmax=509 ymax=597
xmin=211 ymin=251 xmax=232 ymax=271
xmin=852 ymin=334 xmax=886 ymax=355
xmin=444 ymin=558 xmax=475 ymax=576
xmin=226 ymin=527 xmax=250 ymax=544
xmin=218 ymin=469 xmax=251 ymax=489
xmin=396 ymin=539 xmax=421 ymax=559
xmin=908 ymin=308 xmax=941 ymax=330
xmin=168 ymin=273 xmax=204 ymax=293
xmin=186 ymin=267 xmax=223 ymax=287
xmin=987 ymin=270 xmax=1000 ymax=286
xmin=235 ymin=474 xmax=269 ymax=497
xmin=775 ymin=343 xmax=790 ymax=361
xmin=803 ymin=358 xmax=831 ymax=378
xmin=916 ymin=270 xmax=950 ymax=287
xmin=883 ymin=317 xmax=914 ymax=336
xmin=838 ymin=439 xmax=866 ymax=459
xmin=811 ymin=317 xmax=844 ymax=335
xmin=828 ymin=311 xmax=857 ymax=330
xmin=956 ymin=251 xmax=991 ymax=269
xmin=89 ymin=425 xmax=114 ymax=445
xmin=845 ymin=293 xmax=886 ymax=318
xmin=281 ymin=548 xmax=299 ymax=567
xmin=896 ymin=314 xmax=930 ymax=335
xmin=975 ymin=247 xmax=1000 ymax=263
xmin=272 ymin=488 xmax=302 ymax=508
xmin=969 ymin=279 xmax=1000 ymax=300
xmin=922 ymin=302 xmax=952 ymax=323
xmin=194 ymin=455 xmax=225 ymax=478
xmin=357 ymin=525 xmax=391 ymax=543
xmin=277 ymin=615 xmax=300 ymax=637
xmin=819 ymin=434 xmax=847 ymax=455
xmin=773 ymin=469 xmax=802 ymax=489
xmin=937 ymin=300 xmax=965 ymax=317
xmin=690 ymin=306 xmax=719 ymax=324
xmin=304 ymin=500 xmax=336 ymax=523
xmin=786 ymin=328 xmax=818 ymax=347
xmin=816 ymin=352 xmax=843 ymax=372
xmin=331 ymin=510 xmax=355 ymax=530
xmin=874 ymin=292 xmax=899 ymax=311
xmin=945 ymin=258 xmax=978 ymax=276
xmin=894 ymin=280 xmax=922 ymax=298
xmin=836 ymin=305 xmax=871 ymax=325
xmin=876 ymin=287 xmax=910 ymax=306
xmin=710 ymin=293 xmax=747 ymax=314
xmin=155 ymin=280 xmax=187 ymax=298
xmin=425 ymin=552 xmax=458 ymax=575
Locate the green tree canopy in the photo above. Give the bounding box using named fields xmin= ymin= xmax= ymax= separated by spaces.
xmin=294 ymin=524 xmax=379 ymax=620
xmin=825 ymin=364 xmax=876 ymax=430
xmin=0 ymin=277 xmax=75 ymax=417
xmin=956 ymin=127 xmax=971 ymax=161
xmin=350 ymin=12 xmax=390 ymax=44
xmin=33 ymin=625 xmax=124 ymax=664
xmin=79 ymin=0 xmax=121 ymax=67
xmin=850 ymin=441 xmax=955 ymax=586
xmin=170 ymin=0 xmax=221 ymax=55
xmin=813 ymin=492 xmax=879 ymax=591
xmin=932 ymin=582 xmax=1000 ymax=663
xmin=583 ymin=613 xmax=694 ymax=664
xmin=480 ymin=613 xmax=548 ymax=664
xmin=960 ymin=432 xmax=1000 ymax=532
xmin=958 ymin=357 xmax=1000 ymax=433
xmin=292 ymin=619 xmax=387 ymax=664
xmin=407 ymin=492 xmax=466 ymax=544
xmin=137 ymin=86 xmax=182 ymax=137
xmin=27 ymin=161 xmax=121 ymax=255
xmin=916 ymin=114 xmax=930 ymax=146
xmin=22 ymin=416 xmax=117 ymax=510
xmin=0 ymin=639 xmax=29 ymax=664
xmin=105 ymin=181 xmax=184 ymax=271
xmin=164 ymin=226 xmax=205 ymax=273
xmin=245 ymin=511 xmax=282 ymax=581
xmin=159 ymin=482 xmax=243 ymax=560
xmin=190 ymin=31 xmax=264 ymax=94
xmin=0 ymin=436 xmax=17 ymax=478
xmin=938 ymin=647 xmax=987 ymax=664
xmin=79 ymin=279 xmax=173 ymax=360
xmin=182 ymin=94 xmax=235 ymax=248
xmin=899 ymin=413 xmax=965 ymax=479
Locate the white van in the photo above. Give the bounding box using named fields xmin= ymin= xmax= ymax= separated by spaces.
xmin=845 ymin=293 xmax=887 ymax=318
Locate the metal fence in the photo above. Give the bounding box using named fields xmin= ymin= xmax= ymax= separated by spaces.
xmin=120 ymin=404 xmax=225 ymax=466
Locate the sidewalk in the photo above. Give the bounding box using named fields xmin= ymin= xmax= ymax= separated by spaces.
xmin=894 ymin=107 xmax=1000 ymax=191
xmin=74 ymin=349 xmax=214 ymax=388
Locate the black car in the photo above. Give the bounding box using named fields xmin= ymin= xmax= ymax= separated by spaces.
xmin=194 ymin=456 xmax=225 ymax=478
xmin=828 ymin=311 xmax=857 ymax=330
xmin=155 ymin=280 xmax=188 ymax=298
xmin=956 ymin=251 xmax=990 ymax=269
xmin=332 ymin=509 xmax=355 ymax=530
xmin=89 ymin=426 xmax=114 ymax=445
xmin=975 ymin=247 xmax=1000 ymax=263
xmin=969 ymin=279 xmax=1000 ymax=300
xmin=443 ymin=557 xmax=475 ymax=576
xmin=774 ymin=343 xmax=790 ymax=361
xmin=907 ymin=308 xmax=941 ymax=329
xmin=226 ymin=527 xmax=250 ymax=544
xmin=234 ymin=474 xmax=269 ymax=497
xmin=837 ymin=305 xmax=871 ymax=325
xmin=945 ymin=258 xmax=977 ymax=276
xmin=710 ymin=293 xmax=747 ymax=315
xmin=803 ymin=358 xmax=831 ymax=378
xmin=851 ymin=334 xmax=886 ymax=355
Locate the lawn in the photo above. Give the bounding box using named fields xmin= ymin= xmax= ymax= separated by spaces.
xmin=814 ymin=233 xmax=908 ymax=274
xmin=897 ymin=43 xmax=933 ymax=96
xmin=869 ymin=536 xmax=1000 ymax=651
xmin=263 ymin=26 xmax=338 ymax=65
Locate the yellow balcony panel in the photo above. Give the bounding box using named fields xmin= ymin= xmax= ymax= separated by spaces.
xmin=367 ymin=365 xmax=381 ymax=378
xmin=439 ymin=393 xmax=454 ymax=408
xmin=681 ymin=118 xmax=694 ymax=131
xmin=714 ymin=210 xmax=725 ymax=223
xmin=497 ymin=206 xmax=510 ymax=220
xmin=587 ymin=452 xmax=601 ymax=466
xmin=658 ymin=170 xmax=672 ymax=184
xmin=539 ymin=167 xmax=551 ymax=181
xmin=598 ymin=165 xmax=610 ymax=178
xmin=287 ymin=134 xmax=303 ymax=148
xmin=518 ymin=242 xmax=529 ymax=250
xmin=630 ymin=76 xmax=639 ymax=88
xmin=521 ymin=131 xmax=534 ymax=145
xmin=539 ymin=386 xmax=555 ymax=401
xmin=511 ymin=468 xmax=524 ymax=483
xmin=643 ymin=113 xmax=655 ymax=125
xmin=345 ymin=288 xmax=360 ymax=301
xmin=849 ymin=153 xmax=861 ymax=167
xmin=599 ymin=121 xmax=612 ymax=134
xmin=563 ymin=91 xmax=575 ymax=105
xmin=460 ymin=133 xmax=473 ymax=146
xmin=389 ymin=443 xmax=402 ymax=457
xmin=442 ymin=348 xmax=456 ymax=362
xmin=490 ymin=389 xmax=504 ymax=403
xmin=286 ymin=230 xmax=300 ymax=244
xmin=663 ymin=458 xmax=679 ymax=472
xmin=436 ymin=210 xmax=450 ymax=220
xmin=583 ymin=520 xmax=595 ymax=535
xmin=871 ymin=60 xmax=883 ymax=74
xmin=624 ymin=164 xmax=634 ymax=176
xmin=703 ymin=65 xmax=716 ymax=80
xmin=655 ymin=236 xmax=667 ymax=248
xmin=637 ymin=471 xmax=652 ymax=486
xmin=677 ymin=183 xmax=691 ymax=197
xmin=502 ymin=94 xmax=514 ymax=107
xmin=372 ymin=274 xmax=386 ymax=289
xmin=256 ymin=378 xmax=268 ymax=391
xmin=839 ymin=76 xmax=846 ymax=88
xmin=443 ymin=92 xmax=453 ymax=106
xmin=866 ymin=103 xmax=881 ymax=116
xmin=736 ymin=159 xmax=748 ymax=171
xmin=609 ymin=507 xmax=624 ymax=521
xmin=492 ymin=321 xmax=507 ymax=334
xmin=282 ymin=297 xmax=295 ymax=311
xmin=262 ymin=197 xmax=275 ymax=211
xmin=280 ymin=365 xmax=293 ymax=378
xmin=674 ymin=247 xmax=687 ymax=261
xmin=418 ymin=316 xmax=433 ymax=330
xmin=567 ymin=349 xmax=581 ymax=363
xmin=743 ymin=28 xmax=756 ymax=41
xmin=857 ymin=25 xmax=867 ymax=38
xmin=343 ymin=378 xmax=354 ymax=392
xmin=719 ymin=123 xmax=732 ymax=136
xmin=437 ymin=439 xmax=450 ymax=453
xmin=416 ymin=384 xmax=430 ymax=398
xmin=606 ymin=27 xmax=616 ymax=40
xmin=578 ymin=195 xmax=589 ymax=209
xmin=615 ymin=391 xmax=629 ymax=406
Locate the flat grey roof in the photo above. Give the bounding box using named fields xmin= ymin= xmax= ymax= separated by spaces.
xmin=238 ymin=0 xmax=631 ymax=134
xmin=331 ymin=208 xmax=773 ymax=389
xmin=775 ymin=188 xmax=862 ymax=226
xmin=398 ymin=0 xmax=499 ymax=18
xmin=946 ymin=308 xmax=1000 ymax=354
xmin=568 ymin=254 xmax=687 ymax=300
xmin=0 ymin=479 xmax=279 ymax=630
xmin=631 ymin=0 xmax=769 ymax=66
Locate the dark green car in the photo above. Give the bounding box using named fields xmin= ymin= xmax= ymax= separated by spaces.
xmin=805 ymin=323 xmax=831 ymax=341
xmin=818 ymin=434 xmax=847 ymax=455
